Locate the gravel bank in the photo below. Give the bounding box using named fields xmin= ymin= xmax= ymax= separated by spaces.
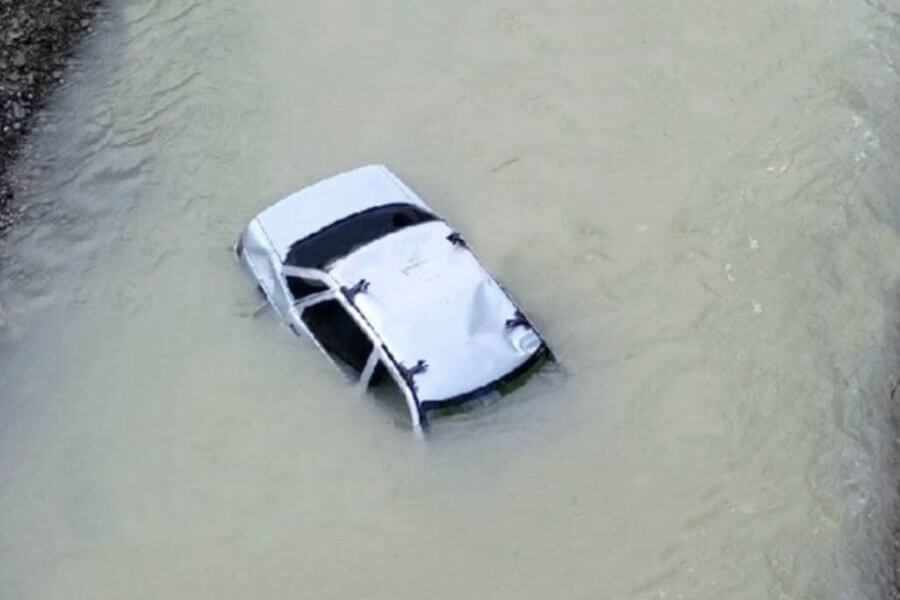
xmin=0 ymin=0 xmax=101 ymax=232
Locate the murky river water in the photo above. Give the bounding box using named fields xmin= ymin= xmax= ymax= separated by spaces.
xmin=3 ymin=0 xmax=900 ymax=597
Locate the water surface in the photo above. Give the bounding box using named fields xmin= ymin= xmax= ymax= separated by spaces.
xmin=2 ymin=1 xmax=900 ymax=598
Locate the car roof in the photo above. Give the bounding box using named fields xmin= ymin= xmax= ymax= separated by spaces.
xmin=255 ymin=165 xmax=430 ymax=261
xmin=327 ymin=220 xmax=542 ymax=402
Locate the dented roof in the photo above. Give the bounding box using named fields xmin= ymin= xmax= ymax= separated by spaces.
xmin=328 ymin=219 xmax=543 ymax=402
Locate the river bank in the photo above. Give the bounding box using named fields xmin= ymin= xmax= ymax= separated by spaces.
xmin=0 ymin=0 xmax=101 ymax=231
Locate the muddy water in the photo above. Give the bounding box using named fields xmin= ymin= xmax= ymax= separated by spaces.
xmin=2 ymin=0 xmax=900 ymax=598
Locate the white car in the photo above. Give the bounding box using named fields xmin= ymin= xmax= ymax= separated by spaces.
xmin=236 ymin=165 xmax=552 ymax=430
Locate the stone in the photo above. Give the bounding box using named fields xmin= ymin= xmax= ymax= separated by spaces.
xmin=0 ymin=0 xmax=102 ymax=233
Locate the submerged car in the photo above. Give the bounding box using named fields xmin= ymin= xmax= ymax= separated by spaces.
xmin=236 ymin=165 xmax=552 ymax=430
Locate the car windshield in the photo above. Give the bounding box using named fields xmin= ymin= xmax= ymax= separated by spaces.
xmin=284 ymin=203 xmax=436 ymax=268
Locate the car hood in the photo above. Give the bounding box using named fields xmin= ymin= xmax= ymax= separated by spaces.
xmin=255 ymin=165 xmax=430 ymax=261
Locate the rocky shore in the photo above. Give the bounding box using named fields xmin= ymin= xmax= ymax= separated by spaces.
xmin=0 ymin=0 xmax=101 ymax=232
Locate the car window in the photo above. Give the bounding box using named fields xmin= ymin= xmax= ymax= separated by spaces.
xmin=286 ymin=276 xmax=327 ymax=300
xmin=301 ymin=300 xmax=373 ymax=373
xmin=368 ymin=361 xmax=389 ymax=388
xmin=285 ymin=203 xmax=436 ymax=268
xmin=367 ymin=363 xmax=414 ymax=425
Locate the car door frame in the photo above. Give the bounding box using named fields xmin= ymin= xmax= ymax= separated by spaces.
xmin=281 ymin=264 xmax=426 ymax=431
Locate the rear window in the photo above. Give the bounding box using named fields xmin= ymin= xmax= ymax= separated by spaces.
xmin=285 ymin=203 xmax=435 ymax=268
